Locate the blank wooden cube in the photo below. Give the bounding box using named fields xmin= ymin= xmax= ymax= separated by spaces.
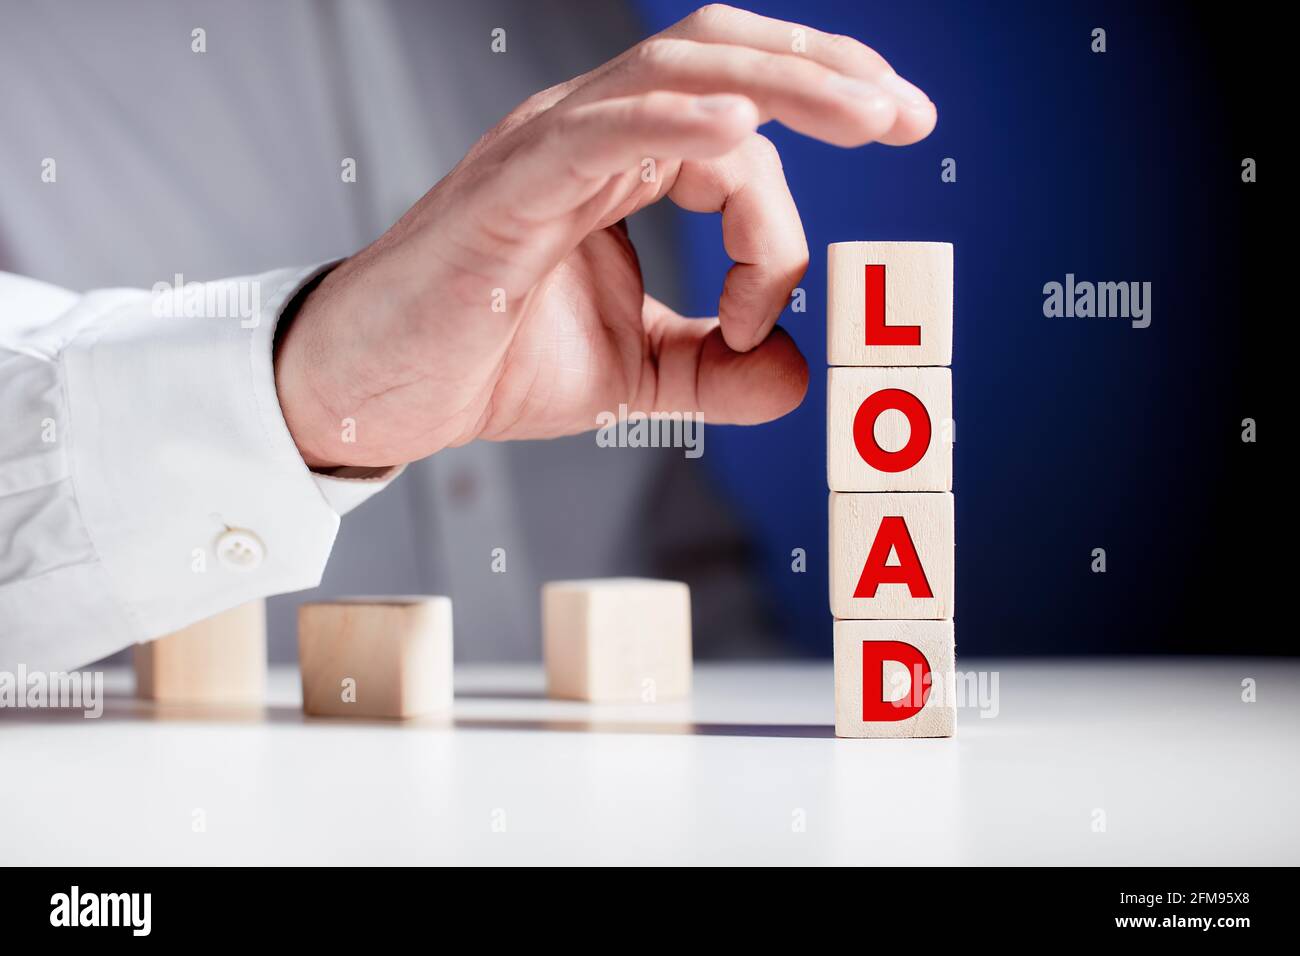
xmin=830 ymin=492 xmax=954 ymax=619
xmin=834 ymin=620 xmax=955 ymax=737
xmin=297 ymin=596 xmax=453 ymax=719
xmin=828 ymin=367 xmax=952 ymax=492
xmin=134 ymin=600 xmax=266 ymax=703
xmin=827 ymin=241 xmax=952 ymax=367
xmin=543 ymin=578 xmax=691 ymax=702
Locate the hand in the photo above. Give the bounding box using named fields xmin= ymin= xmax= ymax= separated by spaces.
xmin=274 ymin=4 xmax=937 ymax=468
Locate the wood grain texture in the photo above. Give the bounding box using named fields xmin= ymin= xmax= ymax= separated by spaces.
xmin=297 ymin=596 xmax=453 ymax=719
xmin=134 ymin=600 xmax=266 ymax=703
xmin=827 ymin=241 xmax=953 ymax=367
xmin=834 ymin=619 xmax=955 ymax=738
xmin=829 ymin=492 xmax=955 ymax=619
xmin=543 ymin=578 xmax=691 ymax=702
xmin=827 ymin=366 xmax=952 ymax=492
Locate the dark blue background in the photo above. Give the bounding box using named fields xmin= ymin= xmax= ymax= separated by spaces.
xmin=634 ymin=1 xmax=1268 ymax=655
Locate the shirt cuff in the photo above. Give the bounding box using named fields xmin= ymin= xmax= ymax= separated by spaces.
xmin=313 ymin=465 xmax=405 ymax=514
xmin=57 ymin=263 xmax=400 ymax=653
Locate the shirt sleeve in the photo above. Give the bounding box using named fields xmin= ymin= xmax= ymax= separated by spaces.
xmin=0 ymin=265 xmax=402 ymax=672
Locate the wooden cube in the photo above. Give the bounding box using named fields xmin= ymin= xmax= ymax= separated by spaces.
xmin=134 ymin=600 xmax=266 ymax=703
xmin=830 ymin=492 xmax=954 ymax=619
xmin=827 ymin=367 xmax=952 ymax=492
xmin=827 ymin=241 xmax=953 ymax=367
xmin=297 ymin=596 xmax=453 ymax=719
xmin=543 ymin=578 xmax=691 ymax=702
xmin=834 ymin=619 xmax=955 ymax=737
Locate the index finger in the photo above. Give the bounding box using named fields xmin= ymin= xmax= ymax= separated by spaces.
xmin=664 ymin=5 xmax=894 ymax=75
xmin=661 ymin=5 xmax=935 ymax=145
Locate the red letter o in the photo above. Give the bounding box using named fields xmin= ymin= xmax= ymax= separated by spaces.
xmin=852 ymin=388 xmax=932 ymax=473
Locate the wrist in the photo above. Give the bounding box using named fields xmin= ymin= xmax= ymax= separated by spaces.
xmin=273 ymin=270 xmax=352 ymax=470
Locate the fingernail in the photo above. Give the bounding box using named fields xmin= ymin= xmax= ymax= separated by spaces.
xmin=876 ymin=71 xmax=931 ymax=107
xmin=695 ymin=94 xmax=746 ymax=114
xmin=826 ymin=74 xmax=888 ymax=102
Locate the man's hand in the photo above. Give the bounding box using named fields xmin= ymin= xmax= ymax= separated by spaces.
xmin=274 ymin=4 xmax=936 ymax=468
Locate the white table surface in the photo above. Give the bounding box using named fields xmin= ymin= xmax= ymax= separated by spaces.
xmin=3 ymin=659 xmax=1296 ymax=865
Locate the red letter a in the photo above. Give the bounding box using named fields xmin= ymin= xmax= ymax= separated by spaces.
xmin=861 ymin=641 xmax=933 ymax=721
xmin=853 ymin=516 xmax=934 ymax=599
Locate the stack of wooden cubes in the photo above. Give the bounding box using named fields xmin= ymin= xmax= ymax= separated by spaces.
xmin=827 ymin=242 xmax=956 ymax=738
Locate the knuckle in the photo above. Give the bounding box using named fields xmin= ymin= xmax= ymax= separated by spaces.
xmin=635 ymin=37 xmax=689 ymax=69
xmin=689 ymin=4 xmax=742 ymax=32
xmin=824 ymin=31 xmax=888 ymax=69
xmin=496 ymin=85 xmax=570 ymax=143
xmin=517 ymin=87 xmax=554 ymax=114
xmin=768 ymin=52 xmax=822 ymax=89
xmin=640 ymin=90 xmax=682 ymax=116
xmin=506 ymin=91 xmax=553 ymax=128
xmin=823 ymin=32 xmax=860 ymax=56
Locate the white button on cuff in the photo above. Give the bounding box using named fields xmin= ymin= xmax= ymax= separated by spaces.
xmin=216 ymin=529 xmax=265 ymax=571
